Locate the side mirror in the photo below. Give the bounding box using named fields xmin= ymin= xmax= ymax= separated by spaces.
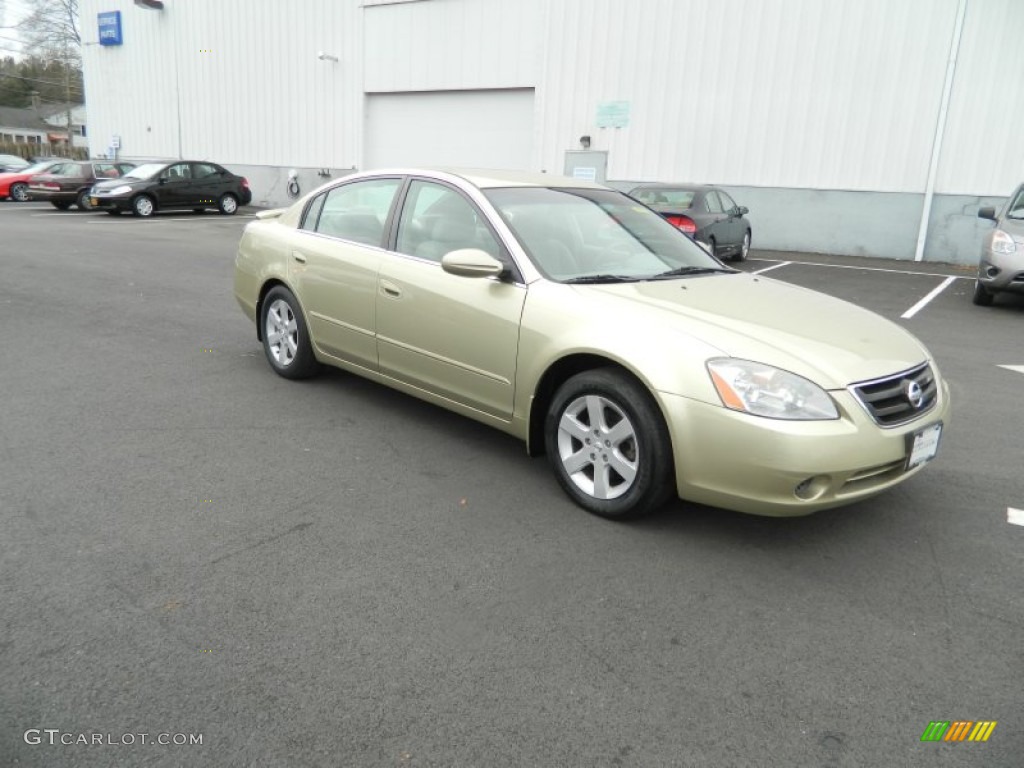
xmin=158 ymin=176 xmax=168 ymax=185
xmin=737 ymin=206 xmax=749 ymax=215
xmin=977 ymin=206 xmax=996 ymax=221
xmin=441 ymin=248 xmax=505 ymax=278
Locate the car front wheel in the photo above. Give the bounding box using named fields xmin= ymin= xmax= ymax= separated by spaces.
xmin=545 ymin=368 xmax=674 ymax=520
xmin=972 ymin=279 xmax=995 ymax=307
xmin=218 ymin=193 xmax=238 ymax=215
xmin=132 ymin=195 xmax=155 ymax=217
xmin=733 ymin=231 xmax=751 ymax=262
xmin=10 ymin=182 xmax=29 ymax=202
xmin=260 ymin=286 xmax=320 ymax=379
xmin=76 ymin=189 xmax=93 ymax=211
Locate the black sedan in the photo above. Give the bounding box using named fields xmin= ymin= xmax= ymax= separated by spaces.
xmin=629 ymin=184 xmax=751 ymax=262
xmin=89 ymin=161 xmax=252 ymax=217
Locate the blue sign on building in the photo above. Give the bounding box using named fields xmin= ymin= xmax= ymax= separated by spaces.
xmin=98 ymin=11 xmax=123 ymax=46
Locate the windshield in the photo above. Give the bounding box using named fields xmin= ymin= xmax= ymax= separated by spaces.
xmin=1007 ymin=187 xmax=1024 ymax=220
xmin=483 ymin=187 xmax=725 ymax=281
xmin=122 ymin=163 xmax=167 ymax=181
xmin=632 ymin=188 xmax=696 ymax=208
xmin=19 ymin=161 xmax=57 ymax=174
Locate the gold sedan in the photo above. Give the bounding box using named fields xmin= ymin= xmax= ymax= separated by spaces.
xmin=234 ymin=169 xmax=950 ymax=519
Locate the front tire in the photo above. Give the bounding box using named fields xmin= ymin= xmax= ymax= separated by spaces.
xmin=733 ymin=231 xmax=751 ymax=262
xmin=10 ymin=182 xmax=29 ymax=202
xmin=544 ymin=368 xmax=674 ymax=520
xmin=76 ymin=189 xmax=93 ymax=211
xmin=972 ymin=279 xmax=995 ymax=307
xmin=218 ymin=193 xmax=238 ymax=215
xmin=260 ymin=286 xmax=320 ymax=379
xmin=132 ymin=195 xmax=155 ymax=217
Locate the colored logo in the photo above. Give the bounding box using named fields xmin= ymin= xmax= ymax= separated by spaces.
xmin=921 ymin=721 xmax=996 ymax=742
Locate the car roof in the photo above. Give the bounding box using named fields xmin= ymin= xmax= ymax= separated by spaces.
xmin=359 ymin=167 xmax=607 ymax=190
xmin=632 ymin=183 xmax=714 ymax=191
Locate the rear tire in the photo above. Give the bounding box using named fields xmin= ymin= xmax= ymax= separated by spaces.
xmin=972 ymin=280 xmax=995 ymax=307
xmin=218 ymin=193 xmax=238 ymax=215
xmin=544 ymin=368 xmax=674 ymax=520
xmin=10 ymin=182 xmax=29 ymax=202
xmin=260 ymin=286 xmax=320 ymax=380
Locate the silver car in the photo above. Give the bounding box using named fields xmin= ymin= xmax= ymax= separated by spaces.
xmin=975 ymin=183 xmax=1024 ymax=306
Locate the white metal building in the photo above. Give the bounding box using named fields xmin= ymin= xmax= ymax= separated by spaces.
xmin=80 ymin=0 xmax=1024 ymax=263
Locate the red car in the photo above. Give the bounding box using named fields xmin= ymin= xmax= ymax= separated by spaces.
xmin=0 ymin=160 xmax=63 ymax=202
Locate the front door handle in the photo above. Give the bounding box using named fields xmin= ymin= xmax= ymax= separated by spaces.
xmin=292 ymin=251 xmax=307 ymax=264
xmin=380 ymin=279 xmax=402 ymax=298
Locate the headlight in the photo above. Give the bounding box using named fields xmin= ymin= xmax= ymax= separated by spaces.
xmin=104 ymin=185 xmax=132 ymax=196
xmin=991 ymin=229 xmax=1016 ymax=255
xmin=706 ymin=358 xmax=839 ymax=420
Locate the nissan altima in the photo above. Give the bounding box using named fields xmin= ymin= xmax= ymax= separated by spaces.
xmin=234 ymin=169 xmax=950 ymax=520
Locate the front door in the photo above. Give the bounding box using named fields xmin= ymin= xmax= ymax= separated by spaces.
xmin=376 ymin=179 xmax=525 ymax=420
xmin=157 ymin=162 xmax=194 ymax=208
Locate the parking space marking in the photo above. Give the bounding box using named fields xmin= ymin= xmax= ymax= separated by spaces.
xmin=997 ymin=365 xmax=1024 ymax=375
xmin=900 ymin=276 xmax=957 ymax=319
xmin=752 ymin=261 xmax=792 ymax=274
xmin=748 ymin=258 xmax=971 ymax=280
xmin=1009 ymin=508 xmax=1024 ymax=527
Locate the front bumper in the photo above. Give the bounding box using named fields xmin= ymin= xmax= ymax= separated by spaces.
xmin=89 ymin=194 xmax=133 ymax=211
xmin=977 ymin=250 xmax=1024 ymax=294
xmin=659 ymin=379 xmax=951 ymax=516
xmin=28 ymin=188 xmax=75 ymax=203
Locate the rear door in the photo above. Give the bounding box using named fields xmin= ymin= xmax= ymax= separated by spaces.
xmin=288 ymin=177 xmax=403 ymax=370
xmin=190 ymin=162 xmax=223 ymax=208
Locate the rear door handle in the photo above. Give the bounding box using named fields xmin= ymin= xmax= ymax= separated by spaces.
xmin=292 ymin=251 xmax=307 ymax=264
xmin=380 ymin=279 xmax=402 ymax=298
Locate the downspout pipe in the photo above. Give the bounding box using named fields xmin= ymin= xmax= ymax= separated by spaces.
xmin=914 ymin=0 xmax=969 ymax=262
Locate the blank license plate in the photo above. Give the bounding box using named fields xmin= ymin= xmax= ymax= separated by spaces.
xmin=91 ymin=197 xmax=99 ymax=205
xmin=906 ymin=423 xmax=942 ymax=469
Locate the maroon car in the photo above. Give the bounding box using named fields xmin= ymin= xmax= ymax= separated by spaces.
xmin=28 ymin=161 xmax=136 ymax=211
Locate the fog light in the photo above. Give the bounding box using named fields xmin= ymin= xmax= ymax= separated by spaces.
xmin=794 ymin=475 xmax=830 ymax=501
xmin=986 ymin=265 xmax=1000 ymax=278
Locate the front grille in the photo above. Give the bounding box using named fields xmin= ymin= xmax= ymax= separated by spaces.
xmin=850 ymin=363 xmax=937 ymax=427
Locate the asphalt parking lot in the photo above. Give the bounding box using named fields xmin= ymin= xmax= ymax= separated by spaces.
xmin=1 ymin=202 xmax=1021 ymax=768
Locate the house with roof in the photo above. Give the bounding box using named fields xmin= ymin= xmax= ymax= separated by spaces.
xmin=0 ymin=103 xmax=87 ymax=152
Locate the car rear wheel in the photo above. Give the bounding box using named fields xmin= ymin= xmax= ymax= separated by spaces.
xmin=51 ymin=201 xmax=71 ymax=210
xmin=972 ymin=279 xmax=995 ymax=307
xmin=733 ymin=231 xmax=751 ymax=262
xmin=544 ymin=368 xmax=674 ymax=520
xmin=218 ymin=193 xmax=238 ymax=215
xmin=708 ymin=236 xmax=718 ymax=258
xmin=76 ymin=189 xmax=93 ymax=211
xmin=261 ymin=286 xmax=320 ymax=380
xmin=10 ymin=182 xmax=29 ymax=202
xmin=132 ymin=195 xmax=155 ymax=217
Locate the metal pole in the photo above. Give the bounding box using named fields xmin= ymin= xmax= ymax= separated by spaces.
xmin=913 ymin=0 xmax=968 ymax=262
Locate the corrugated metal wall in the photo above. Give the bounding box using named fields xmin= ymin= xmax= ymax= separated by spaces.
xmin=538 ymin=0 xmax=963 ymax=192
xmin=81 ymin=0 xmax=1022 ymax=197
xmin=81 ymin=0 xmax=363 ymax=168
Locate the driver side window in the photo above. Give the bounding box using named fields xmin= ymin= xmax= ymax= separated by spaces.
xmin=395 ymin=180 xmax=500 ymax=263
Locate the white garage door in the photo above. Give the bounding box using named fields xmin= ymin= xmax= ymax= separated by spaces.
xmin=364 ymin=89 xmax=534 ymax=171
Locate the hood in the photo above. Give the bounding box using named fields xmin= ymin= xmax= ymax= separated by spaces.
xmin=580 ymin=273 xmax=929 ymax=388
xmin=999 ymin=216 xmax=1024 ymax=241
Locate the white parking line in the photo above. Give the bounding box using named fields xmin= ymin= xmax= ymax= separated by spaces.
xmin=747 ymin=258 xmax=971 ymax=280
xmin=997 ymin=365 xmax=1024 ymax=375
xmin=752 ymin=261 xmax=792 ymax=274
xmin=1008 ymin=508 xmax=1024 ymax=526
xmin=900 ymin=276 xmax=957 ymax=319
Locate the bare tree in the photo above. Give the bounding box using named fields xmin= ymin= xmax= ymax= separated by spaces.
xmin=18 ymin=0 xmax=80 ymax=64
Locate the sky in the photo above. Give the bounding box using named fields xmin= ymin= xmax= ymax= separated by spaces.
xmin=0 ymin=0 xmax=30 ymax=56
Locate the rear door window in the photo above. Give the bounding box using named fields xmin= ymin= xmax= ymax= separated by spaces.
xmin=313 ymin=178 xmax=401 ymax=246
